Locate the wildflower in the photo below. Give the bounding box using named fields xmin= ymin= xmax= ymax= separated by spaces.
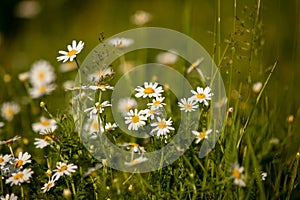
xmin=89 ymin=67 xmax=114 ymax=83
xmin=1 ymin=102 xmax=20 ymax=121
xmin=59 ymin=62 xmax=77 ymax=72
xmin=84 ymin=101 xmax=112 ymax=118
xmin=32 ymin=117 xmax=57 ymax=134
xmin=41 ymin=178 xmax=55 ymax=193
xmin=125 ymin=156 xmax=148 ymax=167
xmin=13 ymin=152 xmax=31 ymax=169
xmin=52 ymin=162 xmax=77 ymax=181
xmin=29 ymin=83 xmax=56 ymax=99
xmin=147 ymin=97 xmax=166 ymax=109
xmin=118 ymin=142 xmax=146 ymax=154
xmin=118 ymin=97 xmax=138 ymax=116
xmin=0 ymin=154 xmax=12 ymax=166
xmin=190 ymin=86 xmax=213 ymax=106
xmin=84 ymin=115 xmax=104 ymax=136
xmin=156 ymin=50 xmax=178 ymax=65
xmin=150 ymin=117 xmax=175 ymax=138
xmin=192 ymin=129 xmax=212 ymax=144
xmin=187 ymin=57 xmax=204 ymax=74
xmin=57 ymin=40 xmax=84 ymax=63
xmin=231 ymin=163 xmax=246 ymax=187
xmin=131 ymin=10 xmax=152 ymax=26
xmin=125 ymin=109 xmax=147 ymax=131
xmin=29 ymin=60 xmax=56 ymax=86
xmin=0 ymin=193 xmax=18 ymax=200
xmin=0 ymin=136 xmax=21 ymax=146
xmin=34 ymin=137 xmax=53 ymax=149
xmin=105 ymin=122 xmax=118 ymax=131
xmin=141 ymin=108 xmax=161 ymax=120
xmin=84 ymin=163 xmax=103 ymax=177
xmin=178 ymin=98 xmax=199 ymax=112
xmin=261 ymin=172 xmax=267 ymax=181
xmin=5 ymin=168 xmax=34 ymax=186
xmin=87 ymin=84 xmax=114 ymax=91
xmin=135 ymin=82 xmax=164 ymax=98
xmin=18 ymin=72 xmax=29 ymax=82
xmin=252 ymin=82 xmax=262 ymax=94
xmin=109 ymin=37 xmax=134 ymax=48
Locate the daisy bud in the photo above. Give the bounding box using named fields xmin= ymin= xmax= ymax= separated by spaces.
xmin=287 ymin=115 xmax=294 ymax=123
xmin=128 ymin=184 xmax=133 ymax=191
xmin=40 ymin=101 xmax=46 ymax=108
xmin=18 ymin=72 xmax=30 ymax=82
xmin=46 ymin=169 xmax=52 ymax=177
xmin=63 ymin=188 xmax=72 ymax=199
xmin=252 ymin=82 xmax=262 ymax=94
xmin=3 ymin=74 xmax=12 ymax=83
xmin=228 ymin=107 xmax=233 ymax=113
xmin=296 ymin=152 xmax=300 ymax=159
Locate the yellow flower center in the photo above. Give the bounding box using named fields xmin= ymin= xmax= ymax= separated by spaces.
xmin=196 ymin=93 xmax=206 ymax=99
xmin=158 ymin=121 xmax=167 ymax=129
xmin=14 ymin=160 xmax=23 ymax=168
xmin=38 ymin=72 xmax=45 ymax=80
xmin=5 ymin=108 xmax=14 ymax=117
xmin=44 ymin=136 xmax=53 ymax=141
xmin=0 ymin=157 xmax=3 ymax=163
xmin=67 ymin=49 xmax=77 ymax=57
xmin=45 ymin=182 xmax=54 ymax=190
xmin=131 ymin=115 xmax=140 ymax=123
xmin=92 ymin=121 xmax=99 ymax=130
xmin=232 ymin=169 xmax=241 ymax=179
xmin=199 ymin=132 xmax=206 ymax=139
xmin=144 ymin=87 xmax=154 ymax=94
xmin=39 ymin=85 xmax=47 ymax=93
xmin=129 ymin=142 xmax=139 ymax=147
xmin=153 ymin=101 xmax=161 ymax=106
xmin=14 ymin=173 xmax=24 ymax=180
xmin=58 ymin=165 xmax=68 ymax=172
xmin=41 ymin=120 xmax=50 ymax=126
xmin=184 ymin=104 xmax=192 ymax=110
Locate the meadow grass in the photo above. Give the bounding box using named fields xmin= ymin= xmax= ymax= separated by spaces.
xmin=0 ymin=0 xmax=299 ymax=199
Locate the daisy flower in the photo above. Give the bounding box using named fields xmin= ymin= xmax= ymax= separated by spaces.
xmin=109 ymin=37 xmax=134 ymax=48
xmin=131 ymin=10 xmax=152 ymax=26
xmin=84 ymin=115 xmax=104 ymax=136
xmin=84 ymin=101 xmax=112 ymax=119
xmin=0 ymin=193 xmax=18 ymax=200
xmin=41 ymin=178 xmax=55 ymax=193
xmin=135 ymin=82 xmax=164 ymax=98
xmin=178 ymin=98 xmax=199 ymax=112
xmin=1 ymin=102 xmax=20 ymax=121
xmin=52 ymin=162 xmax=78 ymax=181
xmin=87 ymin=84 xmax=114 ymax=91
xmin=125 ymin=109 xmax=147 ymax=131
xmin=18 ymin=71 xmax=30 ymax=82
xmin=156 ymin=50 xmax=178 ymax=65
xmin=84 ymin=163 xmax=103 ymax=177
xmin=118 ymin=97 xmax=138 ymax=116
xmin=57 ymin=40 xmax=84 ymax=63
xmin=13 ymin=152 xmax=31 ymax=169
xmin=0 ymin=136 xmax=21 ymax=146
xmin=125 ymin=156 xmax=148 ymax=167
xmin=140 ymin=108 xmax=161 ymax=120
xmin=29 ymin=60 xmax=56 ymax=86
xmin=0 ymin=154 xmax=12 ymax=166
xmin=5 ymin=168 xmax=34 ymax=186
xmin=190 ymin=86 xmax=213 ymax=106
xmin=252 ymin=81 xmax=262 ymax=94
xmin=59 ymin=62 xmax=77 ymax=72
xmin=147 ymin=97 xmax=166 ymax=109
xmin=192 ymin=129 xmax=212 ymax=144
xmin=150 ymin=117 xmax=175 ymax=138
xmin=29 ymin=83 xmax=56 ymax=99
xmin=34 ymin=136 xmax=53 ymax=149
xmin=231 ymin=163 xmax=246 ymax=187
xmin=32 ymin=117 xmax=57 ymax=134
xmin=186 ymin=57 xmax=204 ymax=74
xmin=89 ymin=67 xmax=114 ymax=83
xmin=105 ymin=122 xmax=118 ymax=131
xmin=118 ymin=142 xmax=146 ymax=154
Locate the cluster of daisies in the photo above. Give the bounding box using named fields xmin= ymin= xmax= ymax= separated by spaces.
xmin=122 ymin=81 xmax=214 ymax=144
xmin=0 ymin=136 xmax=33 ymax=199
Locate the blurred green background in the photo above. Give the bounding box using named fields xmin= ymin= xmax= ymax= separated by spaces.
xmin=0 ymin=0 xmax=299 ymax=142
